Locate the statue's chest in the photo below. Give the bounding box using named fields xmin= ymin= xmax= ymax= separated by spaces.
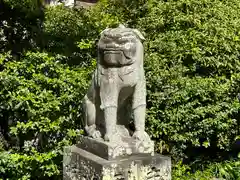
xmin=100 ymin=65 xmax=139 ymax=88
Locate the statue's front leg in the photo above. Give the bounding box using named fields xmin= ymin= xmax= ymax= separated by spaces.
xmin=103 ymin=106 xmax=117 ymax=141
xmin=83 ymin=70 xmax=102 ymax=139
xmin=132 ymin=78 xmax=151 ymax=142
xmin=100 ymin=69 xmax=121 ymax=142
xmin=133 ymin=104 xmax=146 ymax=133
xmin=83 ymin=95 xmax=102 ymax=139
xmin=132 ymin=105 xmax=151 ymax=142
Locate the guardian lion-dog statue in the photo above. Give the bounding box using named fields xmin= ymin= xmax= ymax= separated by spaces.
xmin=83 ymin=25 xmax=152 ymax=149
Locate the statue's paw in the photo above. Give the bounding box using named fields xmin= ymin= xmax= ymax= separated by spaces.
xmin=133 ymin=131 xmax=154 ymax=154
xmin=91 ymin=130 xmax=102 ymax=139
xmin=132 ymin=131 xmax=151 ymax=142
xmin=85 ymin=125 xmax=102 ymax=139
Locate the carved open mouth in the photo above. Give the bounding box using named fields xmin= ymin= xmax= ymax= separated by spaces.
xmin=103 ymin=50 xmax=124 ymax=66
xmin=98 ymin=34 xmax=138 ymax=66
xmin=99 ymin=49 xmax=135 ymax=66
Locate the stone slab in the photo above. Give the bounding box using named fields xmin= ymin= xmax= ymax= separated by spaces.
xmin=75 ymin=0 xmax=97 ymax=8
xmin=76 ymin=135 xmax=154 ymax=160
xmin=63 ymin=145 xmax=171 ymax=180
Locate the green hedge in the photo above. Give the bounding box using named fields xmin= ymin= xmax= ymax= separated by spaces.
xmin=0 ymin=0 xmax=240 ymax=179
xmin=93 ymin=0 xmax=240 ymax=161
xmin=141 ymin=0 xmax=240 ymax=161
xmin=0 ymin=52 xmax=91 ymax=179
xmin=173 ymin=159 xmax=240 ymax=180
xmin=0 ymin=0 xmax=43 ymax=56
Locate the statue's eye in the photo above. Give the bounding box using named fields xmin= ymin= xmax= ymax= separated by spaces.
xmin=103 ymin=37 xmax=112 ymax=43
xmin=119 ymin=37 xmax=128 ymax=44
xmin=123 ymin=42 xmax=136 ymax=59
xmin=120 ymin=35 xmax=136 ymax=43
xmin=125 ymin=43 xmax=132 ymax=50
xmin=120 ymin=36 xmax=128 ymax=40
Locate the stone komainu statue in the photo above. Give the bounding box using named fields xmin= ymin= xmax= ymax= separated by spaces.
xmin=83 ymin=25 xmax=151 ymax=143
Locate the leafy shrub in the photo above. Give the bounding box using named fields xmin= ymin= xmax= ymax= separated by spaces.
xmin=100 ymin=0 xmax=240 ymax=161
xmin=1 ymin=0 xmax=240 ymax=179
xmin=0 ymin=150 xmax=59 ymax=180
xmin=141 ymin=0 xmax=240 ymax=161
xmin=0 ymin=52 xmax=92 ymax=179
xmin=43 ymin=3 xmax=121 ymax=66
xmin=173 ymin=158 xmax=240 ymax=180
xmin=0 ymin=0 xmax=44 ymax=57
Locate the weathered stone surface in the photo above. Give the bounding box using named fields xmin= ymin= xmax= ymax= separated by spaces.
xmin=75 ymin=0 xmax=98 ymax=8
xmin=63 ymin=145 xmax=171 ymax=180
xmin=63 ymin=25 xmax=172 ymax=179
xmin=82 ymin=25 xmax=152 ymax=153
xmin=44 ymin=0 xmax=74 ymax=7
xmin=44 ymin=0 xmax=98 ymax=8
xmin=76 ymin=135 xmax=154 ymax=160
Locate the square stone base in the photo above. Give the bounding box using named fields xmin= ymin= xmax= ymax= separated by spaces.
xmin=63 ymin=145 xmax=171 ymax=180
xmin=76 ymin=135 xmax=154 ymax=160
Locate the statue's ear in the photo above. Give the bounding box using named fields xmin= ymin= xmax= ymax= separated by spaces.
xmin=118 ymin=24 xmax=126 ymax=28
xmin=100 ymin=28 xmax=110 ymax=36
xmin=133 ymin=29 xmax=145 ymax=41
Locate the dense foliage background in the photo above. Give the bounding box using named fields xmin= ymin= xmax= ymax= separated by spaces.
xmin=0 ymin=0 xmax=240 ymax=179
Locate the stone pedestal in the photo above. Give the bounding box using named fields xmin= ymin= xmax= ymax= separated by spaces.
xmin=63 ymin=137 xmax=171 ymax=180
xmin=63 ymin=25 xmax=171 ymax=179
xmin=76 ymin=135 xmax=155 ymax=160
